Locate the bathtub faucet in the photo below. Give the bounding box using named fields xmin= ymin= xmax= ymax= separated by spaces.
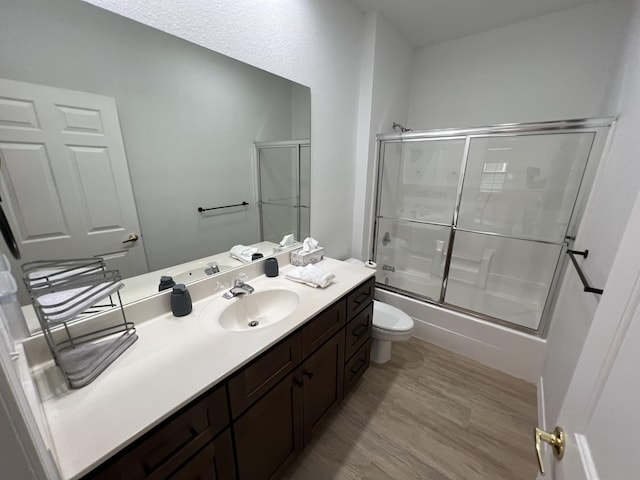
xmin=382 ymin=264 xmax=396 ymax=272
xmin=382 ymin=232 xmax=391 ymax=246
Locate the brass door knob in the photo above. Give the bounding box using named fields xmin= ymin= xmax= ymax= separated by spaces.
xmin=534 ymin=426 xmax=565 ymax=475
xmin=122 ymin=233 xmax=139 ymax=244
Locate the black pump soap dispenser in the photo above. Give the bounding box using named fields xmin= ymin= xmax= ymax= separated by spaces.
xmin=171 ymin=284 xmax=192 ymax=317
xmin=159 ymin=275 xmax=176 ymax=292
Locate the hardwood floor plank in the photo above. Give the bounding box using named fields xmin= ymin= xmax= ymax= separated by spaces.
xmin=282 ymin=338 xmax=538 ymax=480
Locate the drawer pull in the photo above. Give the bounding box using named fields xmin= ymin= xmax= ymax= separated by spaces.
xmin=303 ymin=370 xmax=314 ymax=380
xmin=140 ymin=425 xmax=200 ymax=474
xmin=350 ymin=358 xmax=366 ymax=374
xmin=353 ymin=291 xmax=369 ymax=306
xmin=293 ymin=378 xmax=304 ymax=388
xmin=352 ymin=324 xmax=368 ymax=338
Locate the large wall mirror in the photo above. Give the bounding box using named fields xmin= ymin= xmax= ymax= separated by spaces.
xmin=0 ymin=0 xmax=311 ymax=320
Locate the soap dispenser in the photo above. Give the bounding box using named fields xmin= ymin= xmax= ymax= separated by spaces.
xmin=159 ymin=275 xmax=176 ymax=292
xmin=171 ymin=284 xmax=192 ymax=317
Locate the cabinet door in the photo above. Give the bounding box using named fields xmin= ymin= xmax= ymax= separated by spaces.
xmin=166 ymin=429 xmax=235 ymax=480
xmin=302 ymin=331 xmax=345 ymax=445
xmin=229 ymin=336 xmax=302 ymax=419
xmin=234 ymin=369 xmax=304 ymax=480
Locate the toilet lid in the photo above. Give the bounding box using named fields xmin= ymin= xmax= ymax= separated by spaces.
xmin=373 ymin=300 xmax=413 ymax=331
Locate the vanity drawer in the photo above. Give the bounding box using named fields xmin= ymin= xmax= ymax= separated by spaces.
xmin=301 ymin=299 xmax=346 ymax=357
xmin=89 ymin=384 xmax=229 ymax=480
xmin=344 ymin=338 xmax=372 ymax=396
xmin=344 ymin=302 xmax=373 ymax=361
xmin=346 ymin=277 xmax=374 ymax=318
xmin=166 ymin=428 xmax=235 ymax=480
xmin=228 ymin=335 xmax=302 ymax=419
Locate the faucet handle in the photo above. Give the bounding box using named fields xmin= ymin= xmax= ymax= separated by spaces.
xmin=235 ymin=272 xmax=249 ymax=286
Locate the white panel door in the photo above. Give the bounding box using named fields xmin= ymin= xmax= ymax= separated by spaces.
xmin=539 ymin=185 xmax=640 ymax=479
xmin=0 ymin=78 xmax=148 ymax=293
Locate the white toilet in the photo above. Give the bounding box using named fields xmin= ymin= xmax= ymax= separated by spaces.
xmin=345 ymin=258 xmax=415 ymax=364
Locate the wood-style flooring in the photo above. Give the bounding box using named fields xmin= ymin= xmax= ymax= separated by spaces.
xmin=283 ymin=338 xmax=538 ymax=480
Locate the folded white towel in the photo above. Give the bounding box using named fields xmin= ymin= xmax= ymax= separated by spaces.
xmin=285 ymin=264 xmax=335 ymax=289
xmin=230 ymin=245 xmax=258 ymax=263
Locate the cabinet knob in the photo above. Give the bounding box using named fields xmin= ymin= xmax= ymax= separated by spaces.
xmin=303 ymin=370 xmax=314 ymax=379
xmin=293 ymin=378 xmax=304 ymax=388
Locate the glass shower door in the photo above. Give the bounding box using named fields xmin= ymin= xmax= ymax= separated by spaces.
xmin=257 ymin=141 xmax=310 ymax=243
xmin=445 ymin=132 xmax=596 ymax=329
xmin=374 ymin=138 xmax=466 ymax=301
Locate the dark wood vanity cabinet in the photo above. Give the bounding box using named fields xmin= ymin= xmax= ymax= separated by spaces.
xmin=233 ymin=369 xmax=304 ymax=480
xmin=84 ymin=277 xmax=374 ymax=480
xmin=167 ymin=430 xmax=236 ymax=480
xmin=230 ymin=299 xmax=347 ymax=479
xmin=86 ymin=384 xmax=235 ymax=480
xmin=344 ymin=278 xmax=374 ymax=396
xmin=301 ymin=330 xmax=345 ymax=444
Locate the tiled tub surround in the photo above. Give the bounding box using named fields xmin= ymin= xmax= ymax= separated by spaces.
xmin=23 ymin=255 xmax=373 ymax=480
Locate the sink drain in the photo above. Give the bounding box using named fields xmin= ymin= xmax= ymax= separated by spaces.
xmin=248 ymin=320 xmax=259 ymax=328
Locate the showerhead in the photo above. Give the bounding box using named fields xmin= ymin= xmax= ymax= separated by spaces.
xmin=393 ymin=122 xmax=412 ymax=133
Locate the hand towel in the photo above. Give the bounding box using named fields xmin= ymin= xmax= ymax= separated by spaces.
xmin=230 ymin=245 xmax=258 ymax=263
xmin=285 ymin=264 xmax=334 ymax=288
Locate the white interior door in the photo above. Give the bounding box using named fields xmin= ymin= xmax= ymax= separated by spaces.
xmin=540 ymin=185 xmax=640 ymax=479
xmin=0 ymin=78 xmax=148 ymax=300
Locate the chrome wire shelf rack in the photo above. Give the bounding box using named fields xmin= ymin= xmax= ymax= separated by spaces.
xmin=22 ymin=258 xmax=137 ymax=388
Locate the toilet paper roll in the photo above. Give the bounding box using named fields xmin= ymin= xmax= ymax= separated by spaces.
xmin=364 ymin=260 xmax=377 ymax=269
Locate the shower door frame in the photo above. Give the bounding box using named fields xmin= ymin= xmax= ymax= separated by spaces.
xmin=371 ymin=118 xmax=614 ymax=337
xmin=255 ymin=139 xmax=310 ymax=243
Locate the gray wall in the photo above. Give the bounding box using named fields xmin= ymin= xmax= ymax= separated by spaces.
xmin=0 ymin=0 xmax=310 ymax=270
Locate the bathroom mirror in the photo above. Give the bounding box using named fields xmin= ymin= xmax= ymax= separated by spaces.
xmin=0 ymin=0 xmax=311 ymax=322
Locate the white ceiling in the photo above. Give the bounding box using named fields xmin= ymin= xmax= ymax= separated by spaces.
xmin=350 ymin=0 xmax=595 ymax=47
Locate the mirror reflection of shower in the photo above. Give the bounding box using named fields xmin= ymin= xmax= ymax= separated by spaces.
xmin=256 ymin=140 xmax=310 ymax=244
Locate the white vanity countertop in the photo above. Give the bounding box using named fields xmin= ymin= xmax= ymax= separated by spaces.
xmin=30 ymin=258 xmax=374 ymax=480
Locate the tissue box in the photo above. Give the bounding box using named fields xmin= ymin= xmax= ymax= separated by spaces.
xmin=290 ymin=247 xmax=324 ymax=266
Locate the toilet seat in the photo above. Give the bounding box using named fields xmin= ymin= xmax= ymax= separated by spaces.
xmin=373 ymin=300 xmax=413 ymax=332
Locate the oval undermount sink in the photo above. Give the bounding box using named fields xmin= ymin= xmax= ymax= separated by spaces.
xmin=213 ymin=289 xmax=300 ymax=332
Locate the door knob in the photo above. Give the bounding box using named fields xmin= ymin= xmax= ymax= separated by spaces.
xmin=534 ymin=426 xmax=565 ymax=475
xmin=122 ymin=233 xmax=139 ymax=244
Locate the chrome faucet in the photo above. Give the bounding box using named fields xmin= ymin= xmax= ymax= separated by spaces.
xmin=223 ymin=275 xmax=255 ymax=299
xmin=206 ymin=262 xmax=219 ymax=275
xmin=382 ymin=264 xmax=396 ymax=272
